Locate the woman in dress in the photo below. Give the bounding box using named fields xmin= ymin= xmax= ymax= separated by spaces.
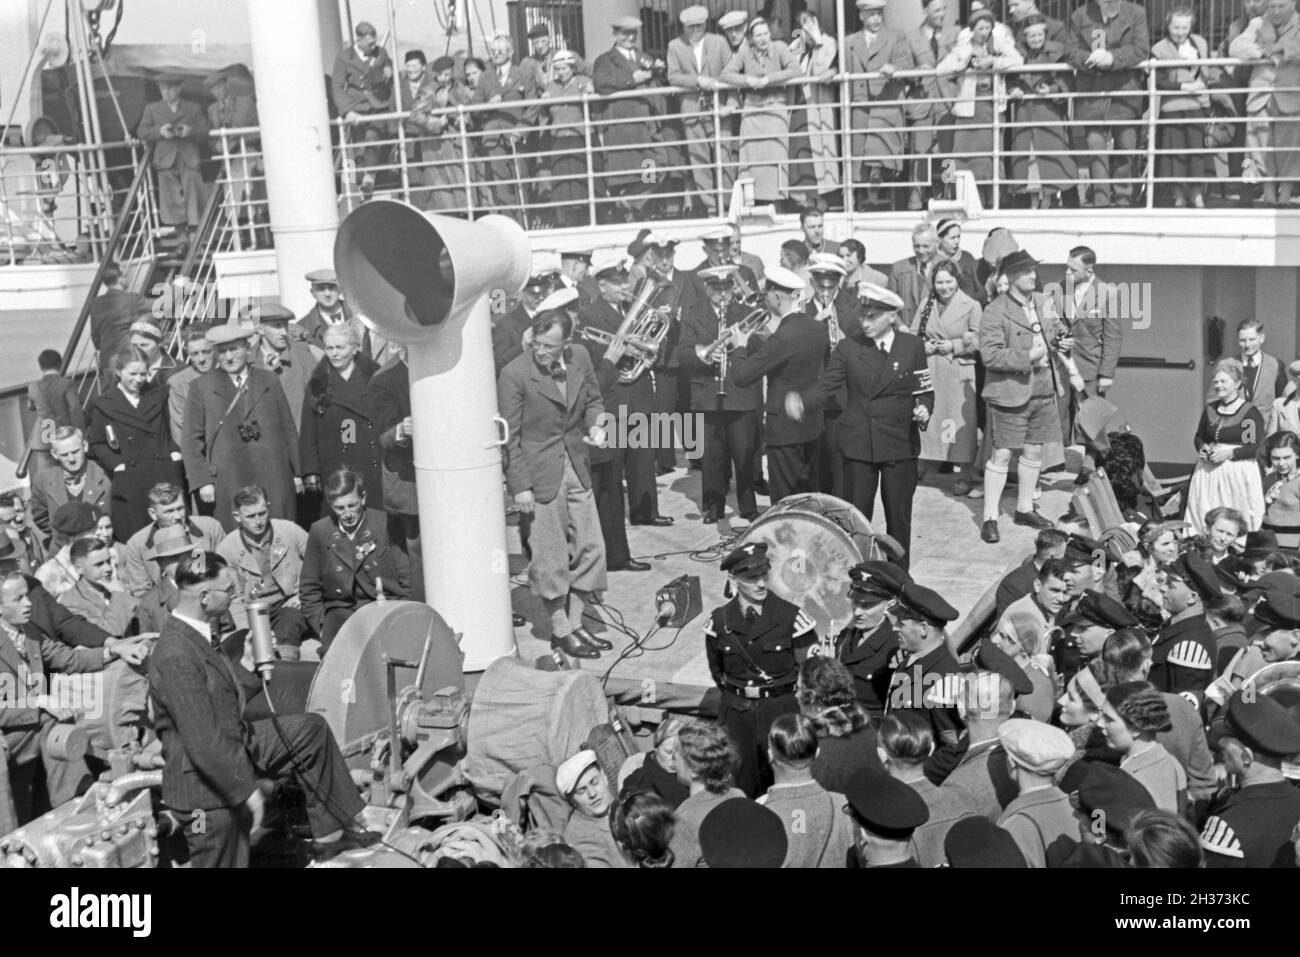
xmin=86 ymin=345 xmax=185 ymax=541
xmin=720 ymin=17 xmax=802 ymax=203
xmin=936 ymin=9 xmax=1022 ymax=205
xmin=1008 ymin=15 xmax=1076 ymax=209
xmin=1151 ymin=8 xmax=1226 ymax=208
xmin=300 ymin=325 xmax=384 ymax=515
xmin=1186 ymin=358 xmax=1265 ymax=534
xmin=912 ymin=260 xmax=982 ymax=494
xmin=1262 ymin=429 xmax=1300 ymax=548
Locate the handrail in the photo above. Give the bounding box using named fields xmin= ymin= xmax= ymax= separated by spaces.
xmin=15 ymin=142 xmax=154 ymax=480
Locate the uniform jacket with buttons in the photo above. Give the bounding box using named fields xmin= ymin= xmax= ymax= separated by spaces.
xmin=888 ymin=639 xmax=965 ymax=785
xmin=833 ymin=618 xmax=898 ymax=716
xmin=299 ymin=508 xmax=411 ymax=634
xmin=217 ymin=519 xmax=308 ymax=606
xmin=704 ymin=593 xmax=817 ymax=692
xmin=731 ymin=311 xmax=828 ymax=447
xmin=674 ymin=298 xmax=763 ymax=413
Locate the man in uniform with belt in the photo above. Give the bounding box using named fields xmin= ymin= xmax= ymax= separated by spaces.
xmin=1153 ymin=552 xmax=1220 ymax=709
xmin=704 ymin=542 xmax=818 ymax=797
xmin=833 ymin=560 xmax=910 ymax=719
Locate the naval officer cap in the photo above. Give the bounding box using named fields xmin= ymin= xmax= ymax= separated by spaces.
xmin=1224 ymin=688 xmax=1300 ymax=758
xmin=807 ymin=252 xmax=847 ymax=277
xmin=721 ymin=541 xmax=771 ymax=578
xmin=555 ymin=749 xmax=600 ymax=795
xmin=592 ymin=254 xmax=631 ymax=281
xmin=857 ymin=0 xmax=888 ymax=9
xmin=560 ymin=249 xmax=593 ymax=264
xmin=699 ymin=264 xmax=739 ymax=286
xmin=1059 ymin=590 xmax=1139 ymax=631
xmin=718 ymin=10 xmax=749 ymax=30
xmin=702 ymin=228 xmax=734 ymax=245
xmin=999 ymin=718 xmax=1074 ymax=774
xmin=764 ymin=265 xmax=806 ymax=294
xmin=537 ymin=288 xmax=580 ymax=314
xmin=894 ymin=582 xmax=959 ymax=626
xmin=857 ymin=281 xmax=904 ymax=313
xmin=699 ymin=798 xmax=788 ymax=868
xmin=679 ymin=5 xmax=710 ymax=27
xmin=643 ymin=231 xmax=679 ymax=250
xmin=845 ymin=768 xmax=929 ymax=836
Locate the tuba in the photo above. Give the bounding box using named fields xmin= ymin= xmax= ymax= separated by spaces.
xmin=580 ymin=268 xmax=674 ymax=384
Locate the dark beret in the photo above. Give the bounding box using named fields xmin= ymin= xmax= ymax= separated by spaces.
xmin=944 ymin=816 xmax=1027 ymax=868
xmin=699 ymin=798 xmax=787 ymax=868
xmin=431 ymin=55 xmax=456 ymax=72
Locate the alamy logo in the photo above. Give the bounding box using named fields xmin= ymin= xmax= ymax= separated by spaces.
xmin=595 ymin=407 xmax=704 ymax=460
xmin=1040 ymin=276 xmax=1151 ymax=330
xmin=49 ymin=888 xmax=151 ymax=937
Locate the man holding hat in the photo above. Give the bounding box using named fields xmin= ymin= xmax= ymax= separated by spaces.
xmin=833 ymin=561 xmax=909 ymax=717
xmin=978 ymin=249 xmax=1069 ymax=543
xmin=183 ymin=325 xmax=301 ymax=531
xmin=1202 ymin=690 xmax=1300 ymax=867
xmin=591 ymin=18 xmax=668 ymax=218
xmin=676 ymin=264 xmax=762 ymax=523
xmin=729 ymin=266 xmax=825 ymax=503
xmin=995 ymin=718 xmax=1078 ymax=866
xmin=842 ymin=0 xmax=915 ymax=210
xmin=668 ymin=6 xmax=732 ymax=216
xmin=493 ymin=262 xmax=559 ymax=375
xmin=137 ymin=74 xmax=208 ymax=246
xmin=788 ymin=282 xmax=932 ymax=568
xmin=885 ymin=581 xmax=963 ymax=782
xmin=249 ymin=303 xmax=321 ymax=436
xmin=705 ymin=541 xmax=818 ymax=796
xmin=844 ymin=767 xmax=930 ymax=866
xmin=296 ymin=270 xmax=374 ymax=360
xmin=804 ymin=252 xmax=855 ymax=498
xmin=1152 ymin=552 xmax=1220 ymax=707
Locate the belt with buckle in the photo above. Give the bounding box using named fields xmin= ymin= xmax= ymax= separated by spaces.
xmin=723 ymin=679 xmax=796 ymax=700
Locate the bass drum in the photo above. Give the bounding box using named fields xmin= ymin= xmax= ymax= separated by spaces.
xmin=739 ymin=494 xmax=902 ymax=641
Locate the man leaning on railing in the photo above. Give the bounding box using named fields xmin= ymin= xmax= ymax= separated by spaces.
xmin=1229 ymin=0 xmax=1300 ymax=207
xmin=331 ymin=20 xmax=394 ymax=200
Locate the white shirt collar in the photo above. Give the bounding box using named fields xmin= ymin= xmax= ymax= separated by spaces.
xmin=172 ymin=609 xmax=211 ymax=643
xmin=873 ymin=329 xmax=896 ymax=352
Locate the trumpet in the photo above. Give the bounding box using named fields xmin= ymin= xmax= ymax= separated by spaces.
xmin=578 ymin=271 xmax=673 ymax=384
xmin=708 ymin=305 xmax=770 ymax=397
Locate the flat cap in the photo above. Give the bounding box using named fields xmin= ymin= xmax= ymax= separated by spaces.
xmin=305 ymin=269 xmax=338 ymax=285
xmin=722 ymin=541 xmax=770 ymax=578
xmin=857 ymin=281 xmax=904 ymax=312
xmin=1226 ymin=688 xmax=1300 ymax=757
xmin=845 ymin=769 xmax=929 ymax=836
xmin=1251 ymin=584 xmax=1300 ymax=632
xmin=718 ymin=11 xmax=749 ymax=29
xmin=52 ymin=502 xmax=101 ymax=537
xmin=1059 ymin=590 xmax=1139 ymax=631
xmin=679 ymin=5 xmax=709 ymax=26
xmin=699 ymin=798 xmax=787 ymax=868
xmin=1241 ymin=529 xmax=1281 ymax=560
xmin=999 ymin=718 xmax=1075 ymax=774
xmin=592 ymin=254 xmax=631 ymax=280
xmin=537 ymin=288 xmax=580 ymax=313
xmin=206 ymin=323 xmax=255 ymax=346
xmin=894 ymin=582 xmax=959 ymax=626
xmin=612 ymin=15 xmax=643 ymax=31
xmin=764 ymin=265 xmax=806 ymax=293
xmin=807 ymin=252 xmax=847 ymax=277
xmin=974 ymin=640 xmax=1034 ymax=697
xmin=699 ymin=265 xmax=739 ymax=286
xmin=1076 ymin=763 xmax=1156 ymax=838
xmin=527 ymin=22 xmax=550 ymax=39
xmin=555 ymin=749 xmax=600 ymax=795
xmin=129 ymin=318 xmax=163 ymax=340
xmin=431 ymin=55 xmax=456 ymax=72
xmin=944 ymin=816 xmax=1027 ymax=868
xmin=253 ymin=303 xmax=295 ymax=325
xmin=1164 ymin=553 xmax=1222 ymax=602
xmin=151 ymin=523 xmax=194 ymax=560
xmin=560 ymin=249 xmax=592 ymax=264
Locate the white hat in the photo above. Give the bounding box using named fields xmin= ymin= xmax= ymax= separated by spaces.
xmin=530 ymin=251 xmax=562 ymax=277
xmin=998 ymin=719 xmax=1075 ymax=775
xmin=556 ymin=749 xmax=600 ymax=795
xmin=538 ymin=287 xmax=580 ymax=312
xmin=643 ymin=231 xmax=678 ymax=249
xmin=702 ymin=228 xmax=733 ymax=244
xmin=592 ymin=254 xmax=631 ymax=279
xmin=718 ymin=10 xmax=748 ymax=29
xmin=764 ymin=265 xmax=806 ymax=293
xmin=552 ymin=49 xmax=577 ymax=66
xmin=857 ymin=281 xmax=904 ymax=311
xmin=679 ymin=4 xmax=709 ymax=26
xmin=807 ymin=252 xmax=847 ymax=277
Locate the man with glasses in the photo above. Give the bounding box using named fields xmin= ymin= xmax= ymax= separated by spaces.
xmin=705 ymin=542 xmax=818 ymax=797
xmin=30 ymin=427 xmax=112 ymax=546
xmin=832 ymin=560 xmax=910 ymax=719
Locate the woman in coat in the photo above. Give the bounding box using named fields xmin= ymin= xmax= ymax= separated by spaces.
xmin=1009 ymin=16 xmax=1076 ymax=209
xmin=720 ymin=17 xmax=803 ymax=203
xmin=788 ymin=9 xmax=840 ymax=201
xmin=301 ymin=325 xmax=384 ymax=516
xmin=912 ymin=260 xmax=982 ymax=492
xmin=87 ymin=345 xmax=185 ymax=541
xmin=1151 ymin=9 xmax=1227 ymax=208
xmin=936 ymin=9 xmax=1022 ymax=204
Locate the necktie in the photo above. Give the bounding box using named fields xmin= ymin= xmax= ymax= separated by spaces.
xmin=745 ymin=607 xmax=759 ymax=622
xmin=930 ymin=32 xmax=939 ymax=61
xmin=550 ymin=363 xmax=566 ymax=381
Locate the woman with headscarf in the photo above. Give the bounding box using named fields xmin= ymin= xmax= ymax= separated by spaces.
xmin=1008 ymin=15 xmax=1076 ymax=209
xmin=721 ymin=17 xmax=803 ymax=203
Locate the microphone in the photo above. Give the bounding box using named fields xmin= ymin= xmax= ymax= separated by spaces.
xmin=656 ymin=596 xmax=676 ymax=627
xmin=247 ymin=601 xmax=277 ymax=679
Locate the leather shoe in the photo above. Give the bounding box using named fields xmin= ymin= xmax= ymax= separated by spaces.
xmin=981 ymin=520 xmax=1001 ymax=544
xmin=610 ymin=559 xmax=651 ymax=572
xmin=632 ymin=516 xmax=674 ymax=527
xmin=552 ymin=632 xmax=600 ymax=659
xmin=574 ymin=626 xmax=612 ymax=651
xmin=512 ymin=613 xmax=526 ymax=627
xmin=1014 ymin=509 xmax=1055 ymax=530
xmin=702 ymin=509 xmax=719 ymax=525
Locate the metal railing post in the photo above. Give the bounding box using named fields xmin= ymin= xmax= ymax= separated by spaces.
xmin=712 ymin=90 xmax=726 ymax=217
xmin=1144 ymin=65 xmax=1159 ymax=209
xmin=840 ymin=72 xmax=854 ymax=218
xmin=458 ymin=105 xmax=474 ymax=218
xmin=581 ymin=91 xmax=597 ymax=228
xmin=991 ymin=73 xmax=1002 ymax=211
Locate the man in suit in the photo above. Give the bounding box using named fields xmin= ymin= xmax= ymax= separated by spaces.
xmin=183 ymin=325 xmax=301 ymax=532
xmin=250 ymin=304 xmax=320 ymax=437
xmin=843 ymin=0 xmax=915 ymax=210
xmin=905 ymin=0 xmax=959 ymax=211
xmin=1062 ymin=246 xmax=1122 ymax=396
xmin=1238 ymin=318 xmax=1288 ymax=435
xmin=499 ymin=312 xmax=610 ymax=659
xmin=299 ymin=469 xmax=410 ymax=650
xmin=365 ymin=351 xmax=423 ymax=601
xmin=204 ymin=70 xmax=260 ymax=223
xmin=493 ymin=267 xmax=555 ymax=375
xmin=137 ymin=75 xmax=208 ymax=243
xmin=677 ymin=266 xmax=762 ymax=523
xmin=789 ymin=283 xmax=934 ymax=569
xmin=591 ymin=18 xmax=668 ymax=218
xmin=1 ymin=572 xmax=146 ymax=828
xmin=731 ymin=266 xmax=825 ymax=503
xmin=667 ymin=6 xmax=732 ymax=216
xmin=889 ymin=222 xmax=941 ymax=328
xmin=480 ymin=32 xmax=543 ymax=221
xmin=148 ymin=551 xmax=370 ymax=867
xmin=521 ymin=22 xmax=588 ymax=87
xmin=295 ymin=269 xmax=377 ymax=360
xmin=31 ymin=428 xmax=110 ymax=546
xmin=978 ymin=250 xmax=1067 ymax=543
xmin=26 ymin=350 xmax=83 ymax=480
xmin=577 ymin=256 xmax=671 ymax=533
xmin=89 ymin=263 xmax=150 ymax=378
xmin=122 ymin=482 xmax=226 ymax=597
xmin=331 ymin=20 xmax=393 ymax=198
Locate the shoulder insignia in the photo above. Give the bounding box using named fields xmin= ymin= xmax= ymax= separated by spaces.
xmin=792 ymin=610 xmax=816 ymax=637
xmin=1168 ymin=640 xmax=1213 ymax=671
xmin=1199 ymin=816 xmax=1244 ymax=859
